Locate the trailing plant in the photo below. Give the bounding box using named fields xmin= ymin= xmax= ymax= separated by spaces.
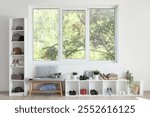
xmin=125 ymin=70 xmax=134 ymax=91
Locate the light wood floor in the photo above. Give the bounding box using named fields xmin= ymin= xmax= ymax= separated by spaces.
xmin=0 ymin=91 xmax=150 ymax=100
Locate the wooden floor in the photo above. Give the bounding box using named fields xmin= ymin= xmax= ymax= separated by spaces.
xmin=0 ymin=91 xmax=150 ymax=100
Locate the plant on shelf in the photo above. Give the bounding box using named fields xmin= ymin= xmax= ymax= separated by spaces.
xmin=93 ymin=70 xmax=100 ymax=80
xmin=72 ymin=72 xmax=77 ymax=75
xmin=93 ymin=70 xmax=100 ymax=75
xmin=72 ymin=72 xmax=78 ymax=80
xmin=125 ymin=70 xmax=134 ymax=93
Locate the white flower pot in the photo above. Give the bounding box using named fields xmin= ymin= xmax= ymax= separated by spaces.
xmin=72 ymin=75 xmax=78 ymax=80
xmin=93 ymin=75 xmax=99 ymax=80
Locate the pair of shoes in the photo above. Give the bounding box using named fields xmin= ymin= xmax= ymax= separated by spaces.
xmin=90 ymin=89 xmax=98 ymax=95
xmin=12 ymin=87 xmax=24 ymax=93
xmin=79 ymin=75 xmax=89 ymax=80
xmin=106 ymin=87 xmax=112 ymax=95
xmin=12 ymin=60 xmax=19 ymax=66
xmin=69 ymin=90 xmax=76 ymax=95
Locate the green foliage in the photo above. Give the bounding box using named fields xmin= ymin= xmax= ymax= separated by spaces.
xmin=33 ymin=9 xmax=58 ymax=60
xmin=93 ymin=70 xmax=100 ymax=75
xmin=33 ymin=8 xmax=115 ymax=61
xmin=72 ymin=72 xmax=78 ymax=75
xmin=90 ymin=8 xmax=115 ymax=60
xmin=63 ymin=10 xmax=85 ymax=59
xmin=126 ymin=70 xmax=134 ymax=90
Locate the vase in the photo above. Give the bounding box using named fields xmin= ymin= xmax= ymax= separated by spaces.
xmin=72 ymin=75 xmax=78 ymax=80
xmin=93 ymin=75 xmax=99 ymax=80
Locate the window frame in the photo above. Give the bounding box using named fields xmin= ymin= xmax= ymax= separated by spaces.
xmin=29 ymin=6 xmax=118 ymax=65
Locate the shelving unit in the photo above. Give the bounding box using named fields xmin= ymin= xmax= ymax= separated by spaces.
xmin=29 ymin=79 xmax=63 ymax=96
xmin=65 ymin=79 xmax=143 ymax=96
xmin=9 ymin=18 xmax=27 ymax=96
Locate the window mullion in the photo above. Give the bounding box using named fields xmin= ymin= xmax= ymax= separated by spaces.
xmin=85 ymin=8 xmax=90 ymax=61
xmin=58 ymin=8 xmax=63 ymax=61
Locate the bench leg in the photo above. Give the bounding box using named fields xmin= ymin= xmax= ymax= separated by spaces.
xmin=59 ymin=81 xmax=63 ymax=96
xmin=29 ymin=82 xmax=33 ymax=96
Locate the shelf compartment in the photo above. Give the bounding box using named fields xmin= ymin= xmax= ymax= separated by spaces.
xmin=10 ymin=81 xmax=24 ymax=96
xmin=117 ymin=80 xmax=128 ymax=95
xmin=128 ymin=81 xmax=142 ymax=96
xmin=65 ymin=80 xmax=79 ymax=96
xmin=89 ymin=80 xmax=103 ymax=96
xmin=12 ymin=18 xmax=24 ymax=30
xmin=103 ymin=80 xmax=117 ymax=96
xmin=79 ymin=80 xmax=89 ymax=96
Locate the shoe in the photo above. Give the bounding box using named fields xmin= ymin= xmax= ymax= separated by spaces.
xmin=69 ymin=91 xmax=72 ymax=95
xmin=72 ymin=90 xmax=76 ymax=95
xmin=94 ymin=90 xmax=98 ymax=95
xmin=90 ymin=90 xmax=94 ymax=95
xmin=90 ymin=89 xmax=99 ymax=95
xmin=80 ymin=75 xmax=89 ymax=80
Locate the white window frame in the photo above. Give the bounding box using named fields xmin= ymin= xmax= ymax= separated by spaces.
xmin=29 ymin=5 xmax=118 ymax=65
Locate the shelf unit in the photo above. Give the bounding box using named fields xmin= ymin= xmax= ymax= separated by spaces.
xmin=65 ymin=79 xmax=143 ymax=96
xmin=9 ymin=18 xmax=27 ymax=96
xmin=29 ymin=79 xmax=63 ymax=96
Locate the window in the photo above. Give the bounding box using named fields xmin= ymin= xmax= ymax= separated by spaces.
xmin=90 ymin=8 xmax=115 ymax=61
xmin=33 ymin=9 xmax=59 ymax=61
xmin=32 ymin=8 xmax=116 ymax=62
xmin=63 ymin=10 xmax=86 ymax=59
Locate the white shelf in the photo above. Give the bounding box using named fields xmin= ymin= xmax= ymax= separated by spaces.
xmin=11 ymin=65 xmax=24 ymax=68
xmin=12 ymin=41 xmax=24 ymax=44
xmin=11 ymin=54 xmax=24 ymax=57
xmin=11 ymin=80 xmax=24 ymax=82
xmin=12 ymin=30 xmax=24 ymax=32
xmin=65 ymin=79 xmax=143 ymax=96
xmin=10 ymin=92 xmax=24 ymax=96
xmin=9 ymin=17 xmax=27 ymax=96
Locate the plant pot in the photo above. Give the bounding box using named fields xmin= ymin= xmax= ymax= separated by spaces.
xmin=72 ymin=75 xmax=78 ymax=80
xmin=93 ymin=75 xmax=99 ymax=80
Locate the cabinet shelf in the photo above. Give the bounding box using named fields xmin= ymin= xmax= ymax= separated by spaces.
xmin=12 ymin=41 xmax=24 ymax=44
xmin=31 ymin=90 xmax=62 ymax=94
xmin=29 ymin=79 xmax=63 ymax=96
xmin=11 ymin=80 xmax=24 ymax=82
xmin=11 ymin=65 xmax=24 ymax=68
xmin=11 ymin=54 xmax=24 ymax=57
xmin=9 ymin=17 xmax=27 ymax=96
xmin=11 ymin=30 xmax=24 ymax=32
xmin=10 ymin=92 xmax=24 ymax=96
xmin=65 ymin=79 xmax=143 ymax=96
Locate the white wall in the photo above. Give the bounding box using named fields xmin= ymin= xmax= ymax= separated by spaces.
xmin=0 ymin=0 xmax=150 ymax=91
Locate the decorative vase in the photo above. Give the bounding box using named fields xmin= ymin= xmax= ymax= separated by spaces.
xmin=93 ymin=75 xmax=99 ymax=80
xmin=72 ymin=75 xmax=78 ymax=80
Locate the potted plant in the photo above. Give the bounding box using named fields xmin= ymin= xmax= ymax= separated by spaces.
xmin=72 ymin=72 xmax=78 ymax=80
xmin=125 ymin=70 xmax=134 ymax=93
xmin=93 ymin=70 xmax=100 ymax=80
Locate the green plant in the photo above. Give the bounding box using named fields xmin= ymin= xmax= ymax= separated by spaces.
xmin=72 ymin=72 xmax=77 ymax=75
xmin=93 ymin=70 xmax=100 ymax=75
xmin=126 ymin=70 xmax=134 ymax=91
